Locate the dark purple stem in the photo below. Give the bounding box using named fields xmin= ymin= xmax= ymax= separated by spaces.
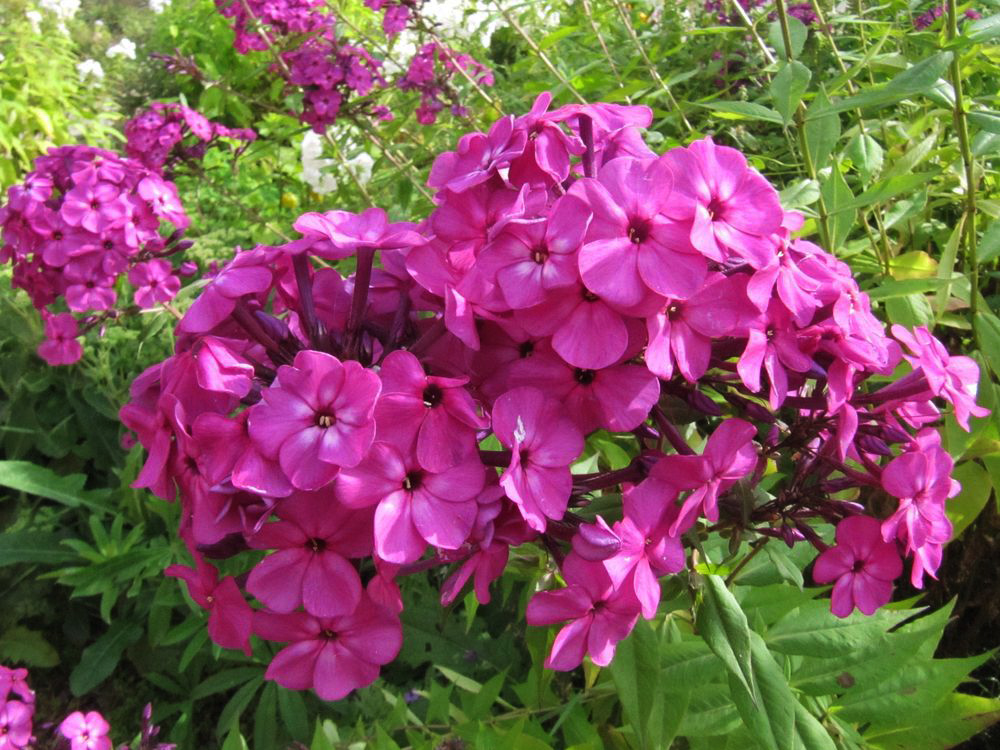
xmin=574 ymin=462 xmax=645 ymax=491
xmin=652 ymin=407 xmax=696 ymax=455
xmin=345 ymin=246 xmax=376 ymax=359
xmin=408 ymin=316 xmax=446 ymax=357
xmin=480 ymin=449 xmax=512 ymax=467
xmin=580 ymin=115 xmax=595 ymax=178
xmin=292 ymin=253 xmax=322 ymax=349
xmin=383 ymin=289 xmax=413 ymax=358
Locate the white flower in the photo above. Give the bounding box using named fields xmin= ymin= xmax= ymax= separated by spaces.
xmin=106 ymin=38 xmax=137 ymax=60
xmin=345 ymin=153 xmax=374 ymax=187
xmin=38 ymin=0 xmax=80 ymax=21
xmin=0 ymin=52 xmax=5 ymax=64
xmin=149 ymin=0 xmax=171 ymax=13
xmin=26 ymin=10 xmax=42 ymax=33
xmin=76 ymin=59 xmax=104 ymax=81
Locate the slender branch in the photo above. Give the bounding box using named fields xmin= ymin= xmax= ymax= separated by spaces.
xmin=728 ymin=0 xmax=777 ymax=66
xmin=580 ymin=0 xmax=625 ymax=91
xmin=946 ymin=0 xmax=981 ymax=347
xmin=609 ymin=0 xmax=693 ymax=133
xmin=724 ymin=537 xmax=770 ymax=586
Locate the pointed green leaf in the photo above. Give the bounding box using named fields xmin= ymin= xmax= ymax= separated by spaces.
xmin=70 ymin=620 xmax=143 ymax=695
xmin=698 ymin=575 xmax=757 ymax=705
xmin=771 ymin=61 xmax=812 ymax=124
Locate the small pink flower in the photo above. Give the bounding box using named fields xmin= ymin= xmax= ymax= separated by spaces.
xmin=0 ymin=699 xmax=32 ymax=750
xmin=58 ymin=711 xmax=112 ymax=750
xmin=813 ymin=515 xmax=902 ymax=617
xmin=129 ymin=259 xmax=180 ymax=309
xmin=37 ymin=313 xmax=83 ymax=366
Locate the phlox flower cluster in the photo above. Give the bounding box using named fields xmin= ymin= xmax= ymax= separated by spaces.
xmin=703 ymin=0 xmax=816 ymax=26
xmin=913 ymin=5 xmax=981 ymax=29
xmin=0 ymin=146 xmax=191 ymax=365
xmin=0 ymin=667 xmax=173 ymax=750
xmin=106 ymin=37 xmax=137 ymax=60
xmin=213 ymin=0 xmax=492 ymax=131
xmin=123 ymin=93 xmax=987 ymax=696
xmin=125 ymin=101 xmax=257 ymax=174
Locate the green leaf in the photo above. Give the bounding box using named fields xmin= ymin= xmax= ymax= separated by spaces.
xmin=610 ymin=619 xmax=687 ymax=750
xmin=967 ymin=13 xmax=1000 ymax=43
xmin=763 ymin=544 xmax=804 ymax=590
xmin=768 ymin=17 xmax=807 ymax=58
xmin=254 ymin=682 xmax=278 ymax=750
xmin=968 ymin=111 xmax=1000 ymax=135
xmin=845 ymin=133 xmax=883 ymax=181
xmin=976 ymin=311 xmax=1000 ymax=377
xmin=947 ymin=461 xmax=992 ymax=538
xmin=889 ymin=251 xmax=938 ymax=280
xmin=278 ymin=685 xmax=310 ymax=741
xmin=770 ymin=61 xmax=811 ymax=124
xmin=729 ymin=632 xmax=797 ymax=750
xmin=70 ymin=620 xmax=143 ymax=695
xmin=192 ymin=667 xmax=263 ymax=700
xmin=814 ymin=53 xmax=953 ymax=115
xmin=884 ymin=294 xmax=935 ymax=328
xmin=699 ymin=101 xmax=784 ymax=124
xmin=215 ymin=677 xmax=264 ymax=738
xmin=779 ymin=178 xmax=820 ymax=209
xmin=221 ymin=726 xmax=248 ymax=750
xmin=820 ymin=165 xmax=854 ymax=250
xmin=0 ymin=531 xmax=78 ymax=566
xmin=804 ymin=88 xmax=840 ymax=170
xmin=979 ymin=219 xmax=1000 ymax=265
xmin=0 ymin=626 xmax=60 ymax=667
xmin=698 ymin=575 xmax=757 ymax=705
xmin=863 ymin=693 xmax=1000 ymax=749
xmin=0 ymin=461 xmax=107 ymax=513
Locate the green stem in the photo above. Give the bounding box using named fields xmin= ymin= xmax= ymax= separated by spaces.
xmin=946 ymin=0 xmax=981 ymax=345
xmin=774 ymin=0 xmax=832 ymax=250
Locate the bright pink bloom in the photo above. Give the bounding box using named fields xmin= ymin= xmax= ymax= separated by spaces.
xmin=247 ymin=492 xmax=372 ymax=618
xmin=645 ymin=272 xmax=756 ymax=382
xmin=254 ymin=594 xmax=402 ymax=701
xmin=60 ymin=182 xmax=120 ymax=234
xmin=737 ymin=299 xmax=814 ymax=408
xmin=179 ymin=246 xmax=278 ymax=333
xmin=129 ymin=259 xmax=181 ymax=309
xmin=574 ymin=156 xmax=706 ymax=307
xmin=526 ymin=553 xmax=640 ymax=670
xmin=137 ymin=177 xmax=189 ymax=229
xmin=662 ymin=137 xmax=782 ymax=268
xmin=813 ymin=515 xmax=903 ymax=617
xmin=605 ymin=478 xmax=686 ymax=619
xmin=37 ymin=313 xmax=83 ymax=365
xmin=291 ymin=207 xmax=424 ymax=259
xmin=427 ymin=115 xmax=526 ymax=193
xmin=492 ymin=386 xmax=584 ymax=531
xmin=440 ymin=542 xmax=509 ymax=606
xmin=881 ymin=428 xmax=958 ymax=587
xmin=165 ymin=547 xmax=253 ymax=656
xmin=0 ymin=700 xmax=32 ymax=750
xmin=653 ymin=418 xmax=758 ymax=533
xmin=248 ymin=350 xmax=381 ymax=490
xmin=58 ymin=711 xmax=112 ymax=750
xmin=337 ymin=441 xmax=485 ymax=563
xmin=375 ymin=349 xmax=487 ymax=472
xmin=891 ymin=325 xmax=990 ymax=430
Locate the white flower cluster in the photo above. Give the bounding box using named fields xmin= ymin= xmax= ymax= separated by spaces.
xmin=300 ymin=131 xmax=374 ymax=196
xmin=149 ymin=0 xmax=171 ymax=14
xmin=38 ymin=0 xmax=80 ymax=20
xmin=25 ymin=10 xmax=43 ymax=33
xmin=107 ymin=38 xmax=137 ymax=60
xmin=76 ymin=59 xmax=104 ymax=81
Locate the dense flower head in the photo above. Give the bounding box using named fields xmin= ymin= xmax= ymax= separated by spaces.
xmin=1 ymin=145 xmax=191 ymax=365
xmin=125 ymin=93 xmax=984 ymax=699
xmin=125 ymin=101 xmax=256 ymax=173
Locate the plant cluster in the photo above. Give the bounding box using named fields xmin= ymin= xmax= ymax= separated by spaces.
xmin=120 ymin=92 xmax=987 ymax=703
xmin=0 ymin=146 xmax=190 ymax=365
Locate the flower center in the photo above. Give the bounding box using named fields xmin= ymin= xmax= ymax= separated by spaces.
xmin=581 ymin=288 xmax=599 ymax=303
xmin=574 ymin=368 xmax=596 ymax=385
xmin=320 ymin=628 xmax=337 ymax=641
xmin=627 ymin=219 xmax=648 ymax=244
xmin=403 ymin=471 xmax=423 ymax=491
xmin=706 ymin=197 xmax=725 ymax=220
xmin=422 ymin=384 xmax=443 ymax=408
xmin=852 ymin=559 xmax=865 ymax=573
xmin=518 ymin=340 xmax=534 ymax=358
xmin=531 ymin=246 xmax=548 ymax=264
xmin=316 ymin=412 xmax=336 ymax=428
xmin=308 ymin=537 xmax=327 ymax=553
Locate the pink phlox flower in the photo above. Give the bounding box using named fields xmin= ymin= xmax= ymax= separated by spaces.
xmin=427 ymin=115 xmax=527 ymax=193
xmin=571 ymin=516 xmax=622 ymax=562
xmin=58 ymin=711 xmax=112 ymax=750
xmin=604 ymin=477 xmax=686 ymax=619
xmin=507 ymin=91 xmax=585 ymax=187
xmin=0 ymin=700 xmax=33 ymax=750
xmin=37 ymin=312 xmax=83 ymax=366
xmin=291 ymin=207 xmax=424 ymax=260
xmin=506 ymin=344 xmax=660 ymax=434
xmin=192 ymin=410 xmax=293 ymax=498
xmin=880 ymin=428 xmax=959 ymax=587
xmin=129 ymin=259 xmax=180 ymax=309
xmin=574 ymin=156 xmax=707 ymax=308
xmin=653 ymin=418 xmax=758 ymax=534
xmin=737 ymin=299 xmax=814 ymax=408
xmin=440 ymin=541 xmax=509 ymax=606
xmin=746 ymin=239 xmax=823 ymax=323
xmin=525 ymin=553 xmax=640 ymax=670
xmin=891 ymin=324 xmax=990 ymax=430
xmin=646 ymin=272 xmax=756 ymax=382
xmin=492 ymin=386 xmax=585 ymax=531
xmin=180 ymin=246 xmax=280 ymax=333
xmin=337 ymin=441 xmax=485 ymax=564
xmin=60 ymin=181 xmax=120 ymax=233
xmin=165 ymin=545 xmax=253 ymax=655
xmin=137 ymin=176 xmax=190 ymax=229
xmin=248 ymin=350 xmax=381 ymax=491
xmin=375 ymin=349 xmax=487 ymax=472
xmin=475 ymin=192 xmax=590 ymax=309
xmin=662 ymin=137 xmax=782 ymax=268
xmin=0 ymin=666 xmax=32 ymax=705
xmin=812 ymin=515 xmax=903 ymax=617
xmin=247 ymin=492 xmax=371 ymax=618
xmin=254 ymin=593 xmax=402 ymax=701
xmin=63 ymin=252 xmax=117 ymax=312
xmin=193 ymin=336 xmax=257 ymax=398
